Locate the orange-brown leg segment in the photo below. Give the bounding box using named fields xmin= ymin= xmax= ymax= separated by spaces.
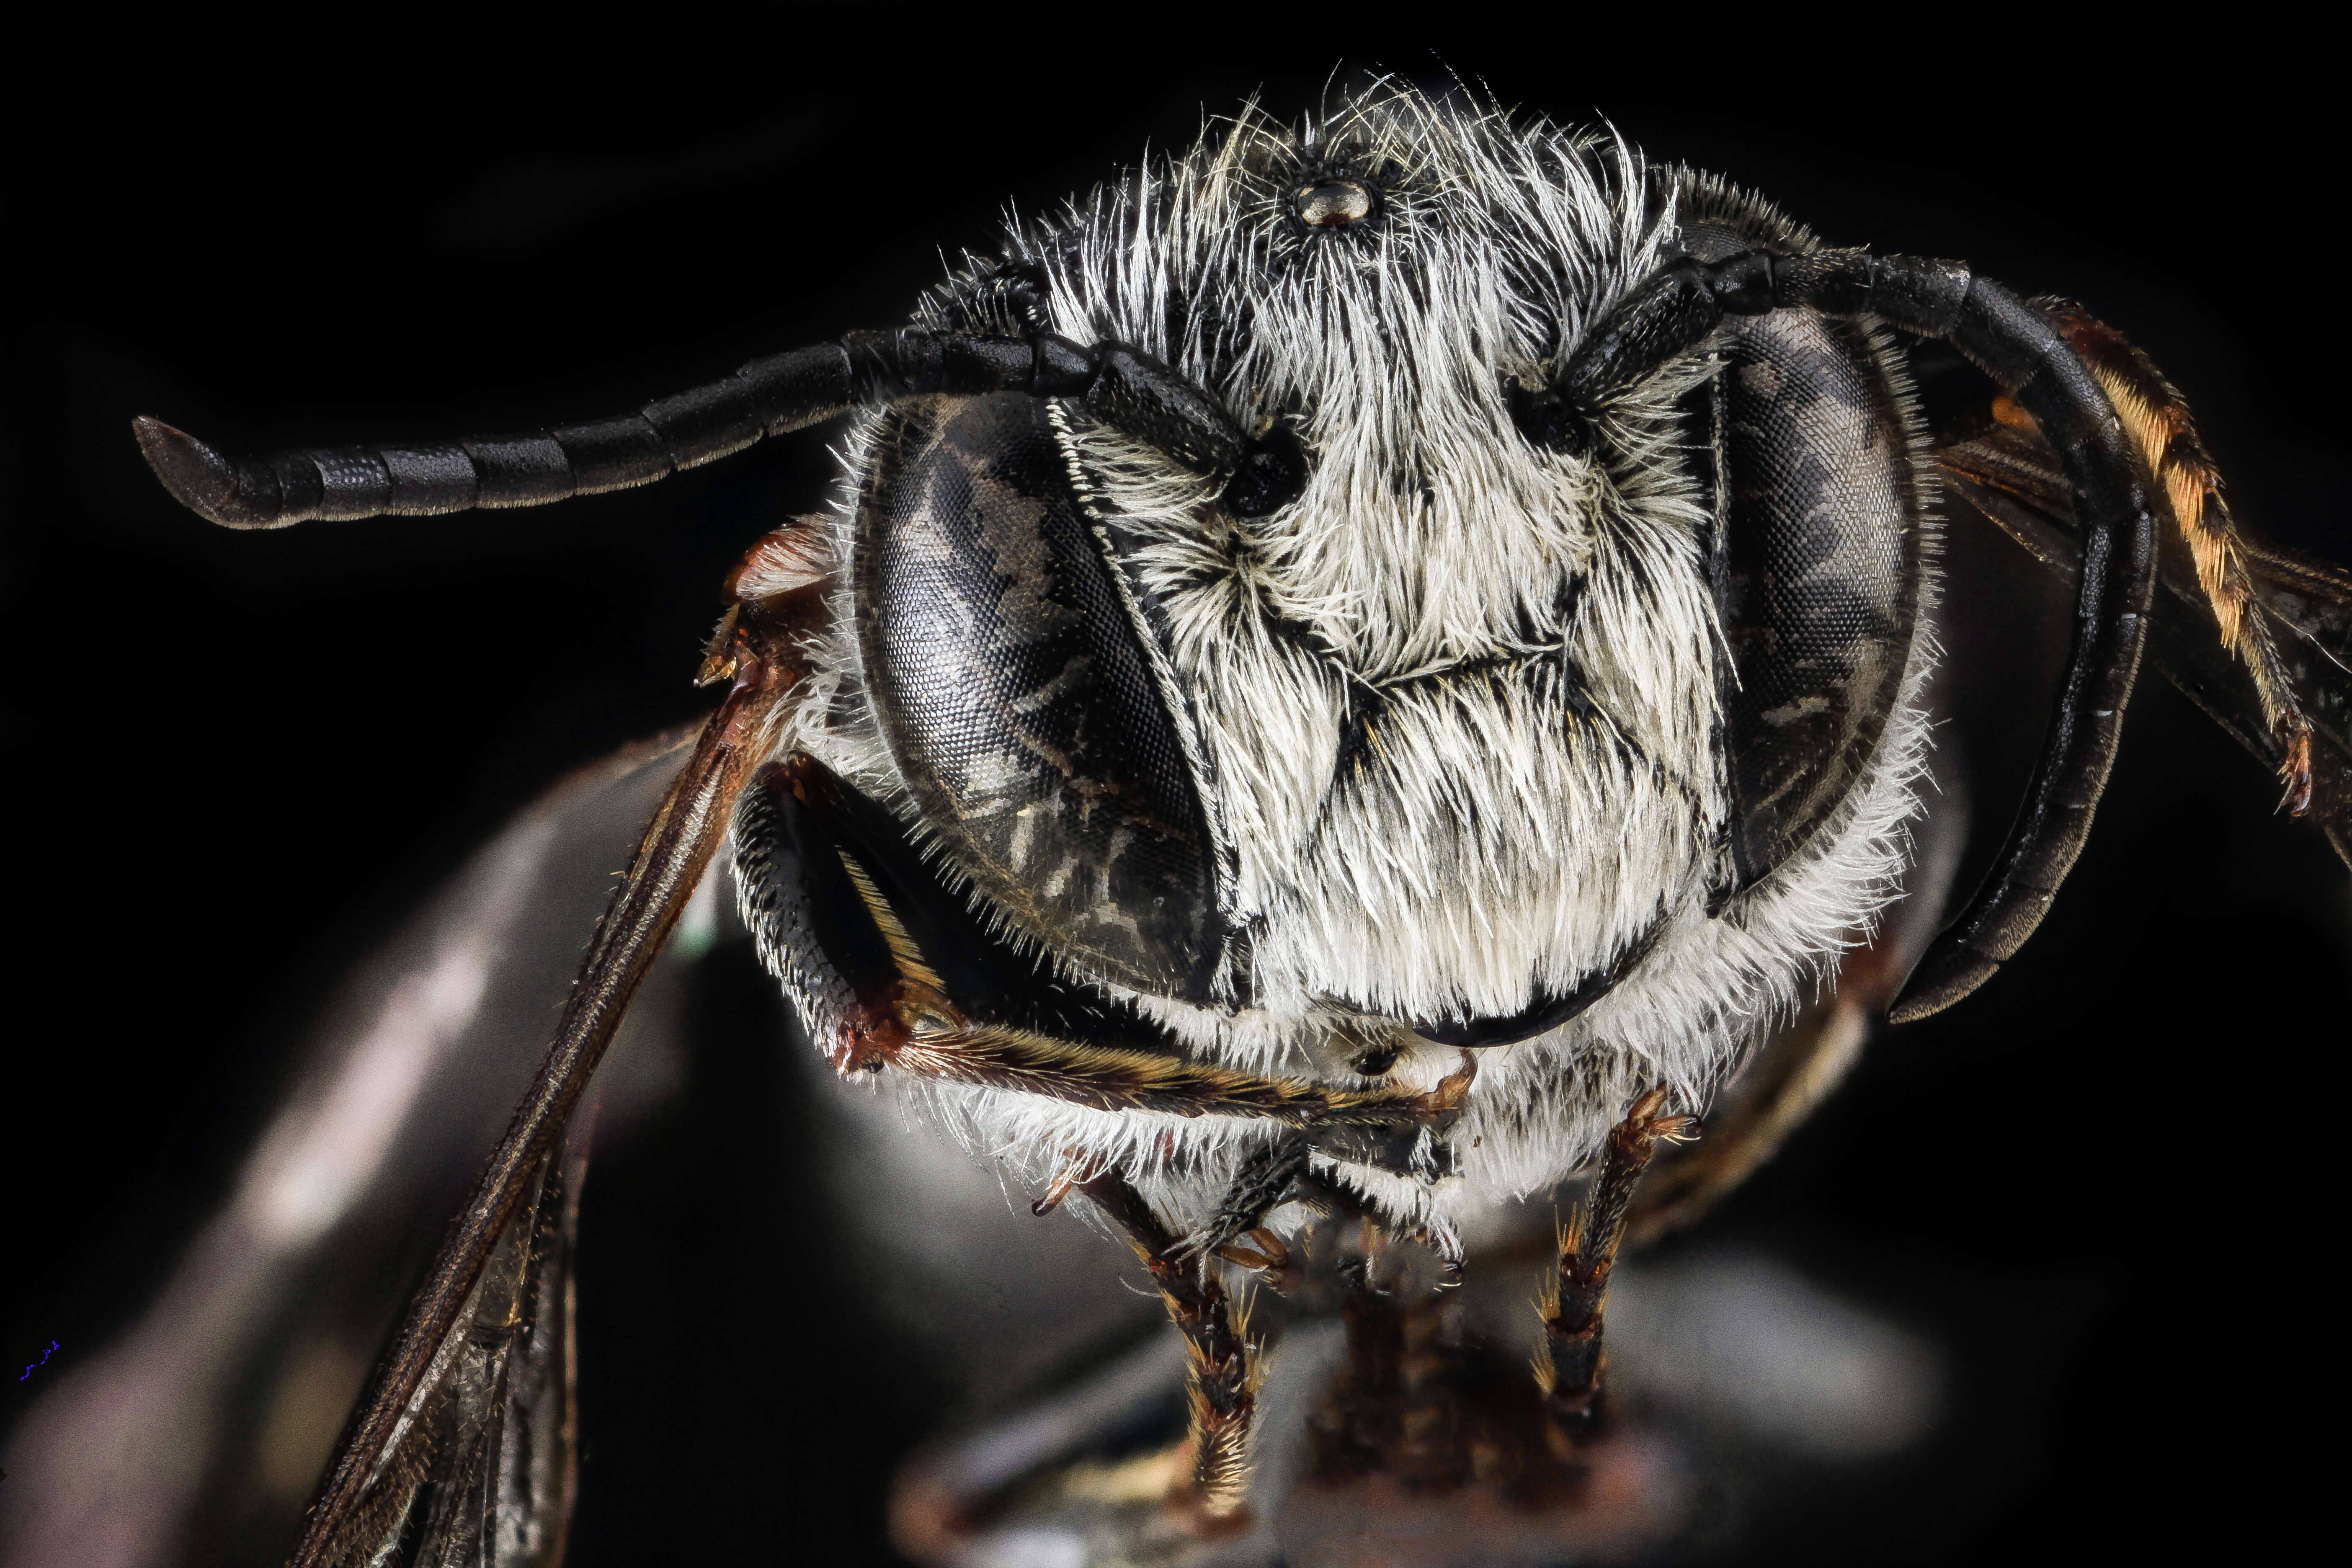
xmin=1624 ymin=1001 xmax=1859 ymax=1251
xmin=1079 ymin=1170 xmax=1262 ymax=1522
xmin=1535 ymin=1087 xmax=1698 ymax=1439
xmin=2023 ymin=305 xmax=2314 ymax=812
xmin=738 ymin=750 xmax=1478 ymax=1131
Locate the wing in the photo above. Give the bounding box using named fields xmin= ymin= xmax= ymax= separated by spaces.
xmin=317 ymin=1124 xmax=587 ymax=1566
xmin=1931 ymin=349 xmax=2352 ymax=869
xmin=0 ymin=730 xmax=699 ymax=1567
xmin=286 ymin=671 xmax=776 ymax=1567
xmin=1627 ymin=302 xmax=2352 ymax=1242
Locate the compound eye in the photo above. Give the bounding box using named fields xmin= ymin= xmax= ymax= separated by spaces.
xmin=1507 ymin=382 xmax=1591 ymax=458
xmin=863 ymin=394 xmax=1228 ymax=1000
xmin=1222 ymin=424 xmax=1310 ymax=518
xmin=1295 ymin=180 xmax=1375 ymax=229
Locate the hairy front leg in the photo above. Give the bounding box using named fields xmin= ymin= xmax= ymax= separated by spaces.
xmin=1078 ymin=1170 xmax=1262 ymax=1522
xmin=1535 ymin=1087 xmax=1698 ymax=1439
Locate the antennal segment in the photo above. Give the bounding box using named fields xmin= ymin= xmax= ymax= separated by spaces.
xmin=134 ymin=330 xmax=1246 ymax=529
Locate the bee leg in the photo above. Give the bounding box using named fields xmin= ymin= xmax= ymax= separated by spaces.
xmin=738 ymin=753 xmax=1474 ymax=1127
xmin=1409 ymin=1214 xmax=1467 ymax=1283
xmin=1535 ymin=1087 xmax=1699 ymax=1442
xmin=1282 ymin=1166 xmax=1463 ymax=1288
xmin=2035 ymin=304 xmax=2316 ymax=814
xmin=1174 ymin=1133 xmax=1312 ymax=1267
xmin=1559 ymin=248 xmax=2170 ymax=1020
xmin=1624 ymin=1003 xmax=1865 ymax=1250
xmin=1077 ymin=1170 xmax=1261 ymax=1526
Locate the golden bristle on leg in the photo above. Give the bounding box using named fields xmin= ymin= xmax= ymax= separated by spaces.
xmin=1535 ymin=1087 xmax=1699 ymax=1446
xmin=2042 ymin=302 xmax=2317 ymax=814
xmin=1078 ymin=1171 xmax=1264 ymax=1526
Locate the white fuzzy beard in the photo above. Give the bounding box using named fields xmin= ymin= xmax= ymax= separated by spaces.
xmin=758 ymin=86 xmax=1936 ymax=1238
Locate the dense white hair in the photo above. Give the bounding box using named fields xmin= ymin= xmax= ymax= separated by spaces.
xmin=758 ymin=83 xmax=1934 ymax=1239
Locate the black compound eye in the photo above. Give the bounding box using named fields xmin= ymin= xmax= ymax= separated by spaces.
xmin=1222 ymin=424 xmax=1310 ymax=518
xmin=863 ymin=394 xmax=1227 ymax=1001
xmin=1294 ymin=180 xmax=1375 ymax=229
xmin=1507 ymin=381 xmax=1591 ymax=458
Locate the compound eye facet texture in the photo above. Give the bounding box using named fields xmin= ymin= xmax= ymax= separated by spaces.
xmin=1295 ymin=180 xmax=1375 ymax=228
xmin=856 ymin=392 xmax=1226 ymax=1000
xmin=1714 ymin=307 xmax=1925 ymax=888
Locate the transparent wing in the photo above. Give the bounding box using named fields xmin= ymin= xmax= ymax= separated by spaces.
xmin=314 ymin=1124 xmax=585 ymax=1568
xmin=289 ymin=674 xmax=770 ymax=1567
xmin=1940 ymin=421 xmax=2352 ymax=867
xmin=0 ymin=731 xmax=702 ymax=1568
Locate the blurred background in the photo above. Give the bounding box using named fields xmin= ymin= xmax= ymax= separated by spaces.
xmin=4 ymin=15 xmax=2346 ymax=1565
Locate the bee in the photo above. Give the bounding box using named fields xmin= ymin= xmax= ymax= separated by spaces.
xmin=14 ymin=80 xmax=2343 ymax=1566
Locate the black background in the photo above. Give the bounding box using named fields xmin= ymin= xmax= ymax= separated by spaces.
xmin=5 ymin=17 xmax=2347 ymax=1565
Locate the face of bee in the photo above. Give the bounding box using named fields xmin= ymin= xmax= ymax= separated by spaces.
xmin=843 ymin=102 xmax=1722 ymax=1038
xmin=9 ymin=44 xmax=2342 ymax=1568
xmin=765 ymin=93 xmax=1939 ymax=1232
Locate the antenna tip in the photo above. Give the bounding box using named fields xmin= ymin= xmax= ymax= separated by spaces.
xmin=132 ymin=415 xmax=283 ymax=529
xmin=1886 ymin=941 xmax=1998 ymax=1024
